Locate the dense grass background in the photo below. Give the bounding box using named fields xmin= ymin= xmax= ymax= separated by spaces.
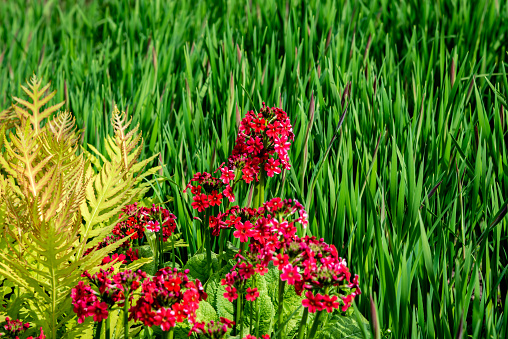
xmin=1 ymin=0 xmax=508 ymax=337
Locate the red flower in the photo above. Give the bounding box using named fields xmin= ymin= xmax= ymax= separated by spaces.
xmin=154 ymin=307 xmax=176 ymax=331
xmin=89 ymin=301 xmax=109 ymax=322
xmin=220 ymin=168 xmax=235 ymax=184
xmin=224 ymin=285 xmax=238 ymax=302
xmin=302 ymin=291 xmax=324 ymax=313
xmin=245 ymin=287 xmax=259 ymax=301
xmin=322 ymin=295 xmax=340 ymax=312
xmin=264 ymin=158 xmax=282 ymax=177
xmin=246 ymin=136 xmax=264 ymax=155
xmin=280 ymin=264 xmax=302 ymax=285
xmin=233 ymin=221 xmax=255 ymax=243
xmin=341 ymin=294 xmax=354 ymax=312
xmin=163 ymin=277 xmax=182 ymax=293
xmin=273 ymin=253 xmax=289 ymax=270
xmin=172 ymin=302 xmax=187 ymax=323
xmin=191 ymin=194 xmax=210 ymax=212
xmin=208 ymin=190 xmax=223 ymax=206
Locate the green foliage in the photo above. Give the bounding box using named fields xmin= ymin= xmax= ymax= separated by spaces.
xmin=184 ymin=252 xmax=220 ymax=283
xmin=0 ymin=77 xmax=159 ymax=339
xmin=317 ymin=312 xmax=369 ymax=339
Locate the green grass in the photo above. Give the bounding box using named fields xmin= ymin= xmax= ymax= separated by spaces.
xmin=1 ymin=0 xmax=508 ymax=337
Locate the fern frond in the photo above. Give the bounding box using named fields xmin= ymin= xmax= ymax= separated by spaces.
xmin=0 ymin=106 xmax=19 ymax=132
xmin=111 ymin=106 xmax=143 ymax=170
xmin=12 ymin=75 xmax=65 ymax=134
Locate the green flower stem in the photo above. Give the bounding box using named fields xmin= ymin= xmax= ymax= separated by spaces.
xmin=204 ymin=208 xmax=213 ymax=276
xmin=307 ymin=310 xmax=324 ymax=339
xmin=297 ymin=308 xmax=309 ymax=339
xmin=249 ymin=298 xmax=253 ymax=334
xmin=171 ymin=233 xmax=176 ymax=268
xmin=253 ymin=171 xmax=266 ymax=208
xmin=94 ymin=320 xmax=103 ymax=339
xmin=106 ymin=314 xmax=111 ymax=339
xmin=277 ymin=278 xmax=286 ymax=339
xmin=255 ymin=293 xmax=261 ymax=337
xmin=124 ymin=293 xmax=130 ymax=339
xmin=218 ymin=229 xmax=225 ymax=267
xmin=236 ymin=291 xmax=244 ymax=338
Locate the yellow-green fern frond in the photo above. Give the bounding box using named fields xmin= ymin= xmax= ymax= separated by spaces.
xmin=0 ymin=119 xmax=54 ymax=197
xmin=0 ymin=106 xmax=19 ymax=131
xmin=12 ymin=75 xmax=64 ymax=134
xmin=111 ymin=106 xmax=143 ymax=170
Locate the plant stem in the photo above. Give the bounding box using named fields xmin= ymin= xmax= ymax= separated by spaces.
xmin=249 ymin=298 xmax=253 ymax=334
xmin=307 ymin=310 xmax=324 ymax=339
xmin=106 ymin=314 xmax=111 ymax=339
xmin=124 ymin=294 xmax=129 ymax=339
xmin=218 ymin=229 xmax=225 ymax=267
xmin=204 ymin=208 xmax=213 ymax=276
xmin=297 ymin=308 xmax=309 ymax=339
xmin=277 ymin=278 xmax=286 ymax=339
xmin=236 ymin=290 xmax=244 ymax=338
xmin=94 ymin=320 xmax=103 ymax=339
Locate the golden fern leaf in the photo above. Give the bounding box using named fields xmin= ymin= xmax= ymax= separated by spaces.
xmin=12 ymin=75 xmax=65 ymax=134
xmin=111 ymin=106 xmax=143 ymax=170
xmin=0 ymin=105 xmax=19 ymax=129
xmin=0 ymin=120 xmax=54 ymax=197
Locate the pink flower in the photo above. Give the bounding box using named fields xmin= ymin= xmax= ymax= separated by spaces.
xmin=191 ymin=194 xmax=210 ymax=212
xmin=245 ymin=287 xmax=259 ymax=301
xmin=224 ymin=285 xmax=238 ymax=302
xmin=280 ymin=264 xmax=302 ymax=285
xmin=322 ymin=295 xmax=340 ymax=312
xmin=302 ymin=291 xmax=324 ymax=313
xmin=154 ymin=307 xmax=176 ymax=331
xmin=246 ymin=136 xmax=264 ymax=155
xmin=146 ymin=220 xmax=160 ymax=232
xmin=264 ymin=158 xmax=281 ymax=177
xmin=89 ymin=301 xmax=109 ymax=322
xmin=220 ymin=168 xmax=235 ymax=184
xmin=341 ymin=294 xmax=354 ymax=312
xmin=233 ymin=221 xmax=255 ymax=243
xmin=273 ymin=253 xmax=289 ymax=270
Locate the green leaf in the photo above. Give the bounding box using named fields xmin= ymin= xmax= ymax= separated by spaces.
xmin=196 ymin=300 xmax=217 ymax=323
xmin=184 ymin=252 xmax=220 ymax=283
xmin=317 ymin=312 xmax=370 ymax=339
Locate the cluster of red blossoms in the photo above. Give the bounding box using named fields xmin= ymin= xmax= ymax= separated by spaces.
xmin=189 ymin=317 xmax=234 ymax=338
xmin=71 ymin=268 xmax=147 ymax=323
xmin=85 ymin=203 xmax=177 ymax=263
xmin=209 ymin=197 xmax=307 ymax=237
xmin=0 ymin=317 xmax=45 ymax=339
xmin=129 ymin=268 xmax=207 ymax=331
xmin=114 ymin=203 xmax=177 ymax=241
xmin=184 ymin=172 xmax=235 ymax=213
xmin=224 ymin=102 xmax=294 ymax=183
xmin=219 ymin=198 xmax=360 ymax=314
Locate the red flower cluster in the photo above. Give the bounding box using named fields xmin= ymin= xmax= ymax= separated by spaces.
xmin=184 ymin=172 xmax=235 ymax=213
xmin=115 ymin=203 xmax=177 ymax=241
xmin=189 ymin=317 xmax=234 ymax=338
xmin=85 ymin=203 xmax=177 ymax=265
xmin=242 ymin=335 xmax=270 ymax=339
xmin=217 ymin=198 xmax=359 ymax=313
xmin=130 ymin=268 xmax=207 ymax=331
xmin=71 ymin=268 xmax=146 ymax=323
xmin=223 ymin=103 xmax=294 ymax=184
xmin=209 ymin=197 xmax=307 ymax=238
xmin=0 ymin=317 xmax=45 ymax=339
xmin=220 ymin=198 xmax=308 ymax=301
